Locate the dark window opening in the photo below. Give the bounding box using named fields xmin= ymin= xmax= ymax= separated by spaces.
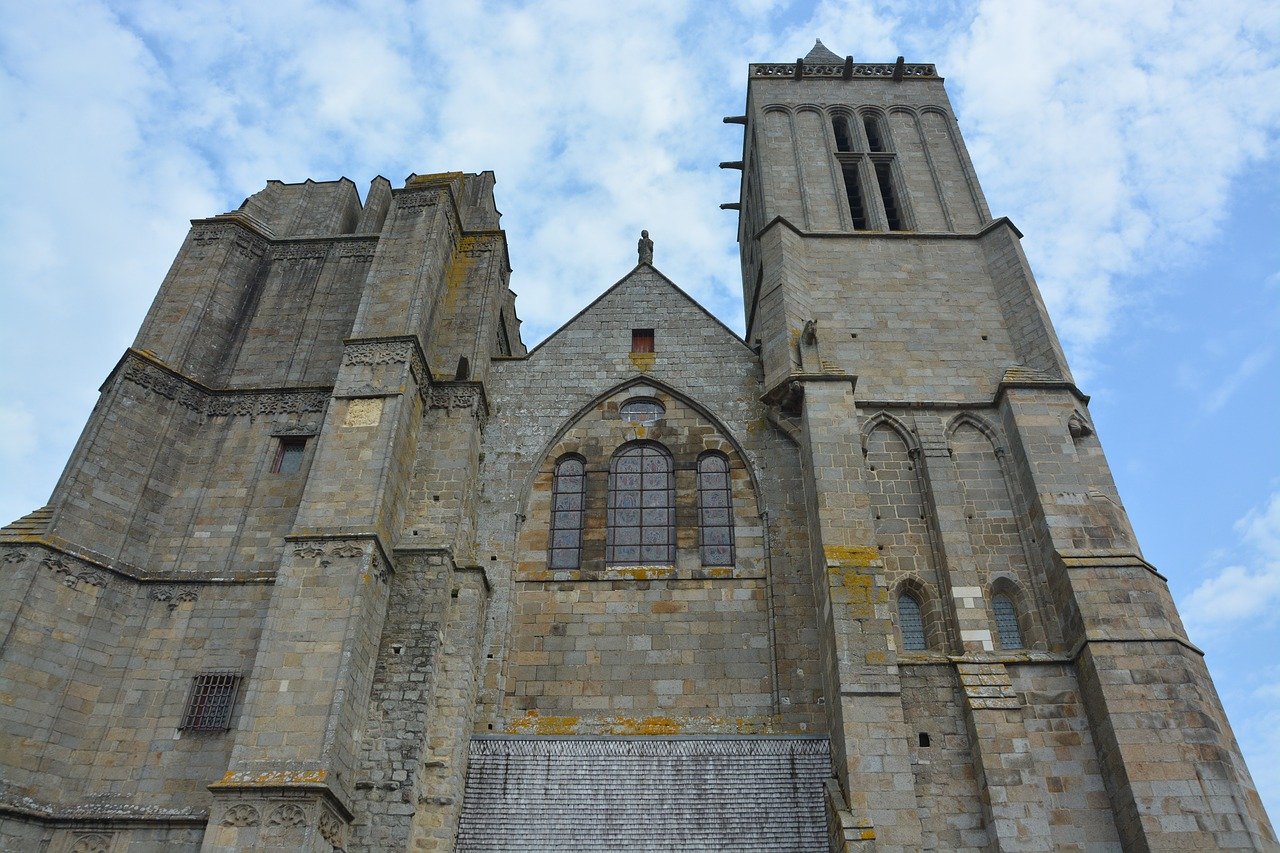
xmin=841 ymin=163 xmax=868 ymax=230
xmin=875 ymin=161 xmax=904 ymax=231
xmin=606 ymin=442 xmax=674 ymax=565
xmin=180 ymin=671 xmax=242 ymax=732
xmin=272 ymin=437 xmax=306 ymax=474
xmin=496 ymin=316 xmax=512 ymax=357
xmin=455 ymin=356 xmax=471 ymax=380
xmin=832 ymin=116 xmax=854 ymax=152
xmin=549 ymin=456 xmax=585 ymax=569
xmin=631 ymin=328 xmax=655 ymax=353
xmin=918 ymin=732 xmax=931 ymax=748
xmin=697 ymin=453 xmax=735 ymax=566
xmin=993 ymin=594 xmax=1024 ymax=649
xmin=863 ymin=114 xmax=887 ymax=152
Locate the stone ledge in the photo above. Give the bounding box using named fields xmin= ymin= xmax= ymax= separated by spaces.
xmin=515 ymin=565 xmax=765 ymax=583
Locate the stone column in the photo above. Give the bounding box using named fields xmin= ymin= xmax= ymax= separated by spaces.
xmin=793 ymin=377 xmax=923 ymax=851
xmin=202 ymin=339 xmax=430 ymax=852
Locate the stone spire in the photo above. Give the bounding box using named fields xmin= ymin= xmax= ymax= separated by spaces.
xmin=803 ymin=39 xmax=843 ymax=63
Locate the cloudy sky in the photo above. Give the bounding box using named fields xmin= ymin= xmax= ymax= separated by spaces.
xmin=2 ymin=0 xmax=1279 ymax=821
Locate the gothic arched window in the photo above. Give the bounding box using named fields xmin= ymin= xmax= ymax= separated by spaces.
xmin=606 ymin=442 xmax=675 ymax=566
xmin=548 ymin=455 xmax=585 ymax=569
xmin=992 ymin=593 xmax=1023 ymax=649
xmin=898 ymin=594 xmax=927 ymax=651
xmin=697 ymin=452 xmax=734 ymax=566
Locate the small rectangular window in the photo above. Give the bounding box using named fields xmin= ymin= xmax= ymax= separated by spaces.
xmin=180 ymin=671 xmax=242 ymax=732
xmin=875 ymin=161 xmax=904 ymax=231
xmin=272 ymin=437 xmax=307 ymax=474
xmin=631 ymin=329 xmax=655 ymax=353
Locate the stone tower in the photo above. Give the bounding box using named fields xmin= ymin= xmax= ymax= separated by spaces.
xmin=0 ymin=40 xmax=1273 ymax=852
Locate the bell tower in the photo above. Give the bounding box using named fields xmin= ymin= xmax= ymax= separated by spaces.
xmin=724 ymin=40 xmax=1275 ymax=850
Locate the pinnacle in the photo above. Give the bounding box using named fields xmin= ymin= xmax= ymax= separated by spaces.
xmin=804 ymin=39 xmax=844 ymax=64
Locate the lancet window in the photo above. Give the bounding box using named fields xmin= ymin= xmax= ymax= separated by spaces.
xmin=549 ymin=455 xmax=586 ymax=569
xmin=606 ymin=442 xmax=675 ymax=565
xmin=697 ymin=452 xmax=735 ymax=566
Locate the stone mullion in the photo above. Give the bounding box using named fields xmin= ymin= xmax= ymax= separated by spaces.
xmin=796 ymin=379 xmax=922 ymax=850
xmin=913 ymin=415 xmax=992 ymax=654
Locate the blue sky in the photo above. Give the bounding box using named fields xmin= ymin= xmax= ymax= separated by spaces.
xmin=2 ymin=0 xmax=1279 ymax=822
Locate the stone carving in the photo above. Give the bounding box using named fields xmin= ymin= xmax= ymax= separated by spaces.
xmin=70 ymin=834 xmax=112 ymax=853
xmin=430 ymin=384 xmax=486 ymax=417
xmin=221 ymin=803 xmax=261 ymax=826
xmin=149 ymin=586 xmax=175 ymax=602
xmin=206 ymin=391 xmax=328 ymax=419
xmin=1068 ymin=411 xmax=1094 ymax=439
xmin=190 ymin=223 xmax=265 ymax=259
xmin=330 ymin=543 xmax=365 ymax=559
xmin=752 ymin=61 xmax=936 ymax=78
xmin=270 ymin=242 xmax=330 ymax=261
xmin=267 ymin=803 xmax=307 ymax=829
xmin=319 ymin=806 xmax=345 ymax=848
xmin=43 ymin=554 xmax=106 ymax=589
xmin=122 ymin=359 xmax=204 ymax=412
xmin=343 ymin=339 xmax=429 ymax=395
xmin=396 ymin=190 xmax=440 ymax=212
xmin=3 ymin=551 xmax=28 ymax=564
xmin=294 ymin=540 xmax=368 ymax=560
xmin=175 ymin=589 xmax=199 ymax=605
xmin=335 ymin=239 xmax=378 ymax=261
xmin=637 ymin=229 xmax=654 ymax=265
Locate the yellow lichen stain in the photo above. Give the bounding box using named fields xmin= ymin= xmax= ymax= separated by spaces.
xmin=633 ymin=425 xmax=647 ymax=439
xmin=603 ymin=715 xmax=682 ymax=736
xmin=860 ymin=829 xmax=877 ymax=840
xmin=507 ymin=711 xmax=580 ymax=736
xmin=628 ymin=352 xmax=656 ymax=371
xmin=827 ymin=565 xmax=879 ymax=619
xmin=865 ymin=650 xmax=888 ymax=666
xmin=213 ymin=769 xmax=326 ymax=788
xmin=824 ymin=545 xmax=879 ymax=566
xmin=406 ymin=171 xmax=464 ymax=186
xmin=704 ymin=567 xmax=732 ymax=579
xmin=614 ymin=566 xmax=672 ymax=581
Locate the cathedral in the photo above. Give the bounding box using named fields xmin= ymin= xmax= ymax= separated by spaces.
xmin=1 ymin=40 xmax=1274 ymax=852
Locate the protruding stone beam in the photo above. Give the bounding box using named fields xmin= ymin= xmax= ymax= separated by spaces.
xmin=719 ymin=161 xmax=744 ymax=170
xmin=722 ymin=115 xmax=747 ymax=125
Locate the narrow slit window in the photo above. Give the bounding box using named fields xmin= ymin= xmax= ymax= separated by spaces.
xmin=875 ymin=161 xmax=904 ymax=231
xmin=898 ymin=594 xmax=927 ymax=650
xmin=992 ymin=594 xmax=1024 ymax=649
xmin=180 ymin=671 xmax=242 ymax=732
xmin=832 ymin=115 xmax=854 ymax=152
xmin=549 ymin=456 xmax=585 ymax=569
xmin=631 ymin=328 xmax=655 ymax=353
xmin=606 ymin=442 xmax=674 ymax=566
xmin=697 ymin=453 xmax=735 ymax=566
xmin=863 ymin=114 xmax=887 ymax=152
xmin=272 ymin=437 xmax=306 ymax=474
xmin=840 ymin=162 xmax=868 ymax=230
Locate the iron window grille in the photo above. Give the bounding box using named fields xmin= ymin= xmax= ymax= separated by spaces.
xmin=606 ymin=442 xmax=675 ymax=566
xmin=549 ymin=456 xmax=586 ymax=569
xmin=697 ymin=453 xmax=735 ymax=566
xmin=180 ymin=671 xmax=242 ymax=732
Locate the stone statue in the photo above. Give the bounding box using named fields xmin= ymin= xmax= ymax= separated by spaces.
xmin=637 ymin=230 xmax=653 ymax=265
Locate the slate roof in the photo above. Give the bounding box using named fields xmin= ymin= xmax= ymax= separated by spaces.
xmin=456 ymin=736 xmax=831 ymax=852
xmin=803 ymin=39 xmax=844 ymax=64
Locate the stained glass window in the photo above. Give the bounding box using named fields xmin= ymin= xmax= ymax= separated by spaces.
xmin=992 ymin=594 xmax=1023 ymax=649
xmin=697 ymin=453 xmax=734 ymax=566
xmin=898 ymin=594 xmax=926 ymax=650
xmin=549 ymin=456 xmax=585 ymax=569
xmin=620 ymin=398 xmax=665 ymax=424
xmin=606 ymin=442 xmax=674 ymax=565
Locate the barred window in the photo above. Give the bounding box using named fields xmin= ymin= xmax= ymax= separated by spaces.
xmin=697 ymin=453 xmax=734 ymax=566
xmin=606 ymin=442 xmax=674 ymax=565
xmin=898 ymin=594 xmax=926 ymax=651
xmin=180 ymin=671 xmax=242 ymax=732
xmin=549 ymin=456 xmax=586 ymax=569
xmin=992 ymin=594 xmax=1023 ymax=650
xmin=272 ymin=437 xmax=306 ymax=474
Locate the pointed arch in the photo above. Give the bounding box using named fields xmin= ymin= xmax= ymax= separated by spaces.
xmin=893 ymin=576 xmax=941 ymax=652
xmin=945 ymin=412 xmax=1003 ymax=453
xmin=860 ymin=411 xmax=920 ymax=456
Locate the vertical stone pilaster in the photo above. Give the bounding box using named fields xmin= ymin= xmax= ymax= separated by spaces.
xmin=914 ymin=416 xmax=993 ymax=653
xmin=794 ymin=377 xmax=923 ymax=850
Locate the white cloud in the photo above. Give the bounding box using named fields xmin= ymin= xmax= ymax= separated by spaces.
xmin=944 ymin=1 xmax=1280 ymax=369
xmin=1203 ymin=347 xmax=1273 ymax=413
xmin=1184 ymin=492 xmax=1280 ymax=633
